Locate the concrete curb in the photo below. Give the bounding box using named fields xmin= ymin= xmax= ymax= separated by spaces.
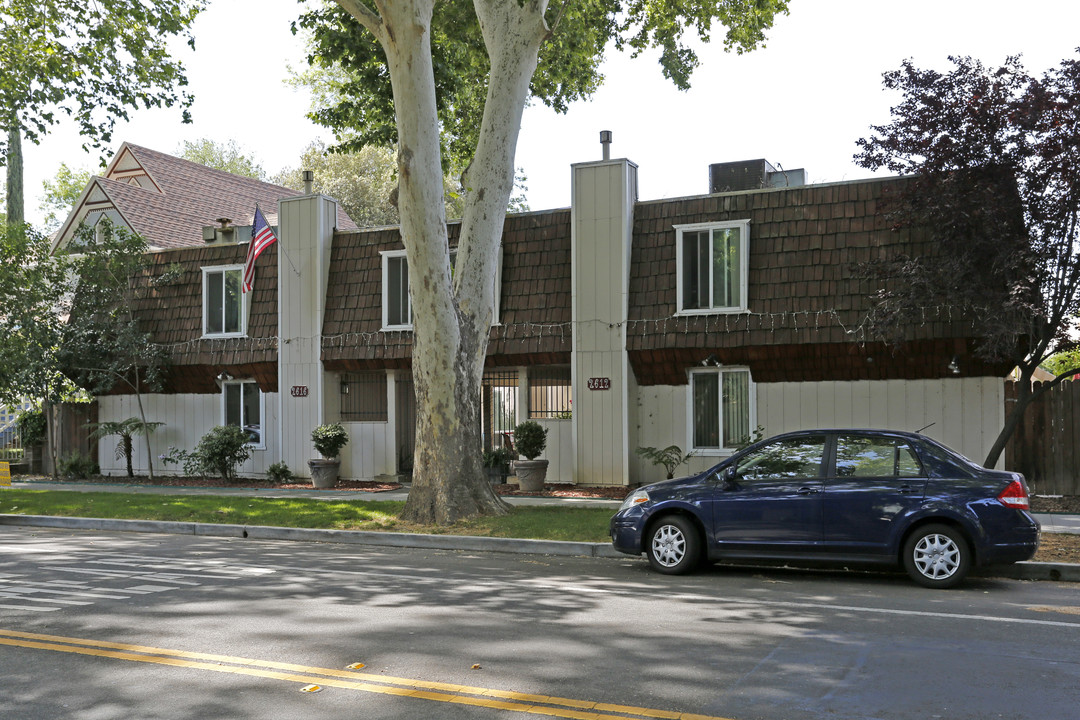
xmin=2 ymin=514 xmax=1076 ymax=579
xmin=0 ymin=514 xmax=625 ymax=559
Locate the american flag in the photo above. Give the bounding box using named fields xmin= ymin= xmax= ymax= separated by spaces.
xmin=243 ymin=206 xmax=278 ymax=293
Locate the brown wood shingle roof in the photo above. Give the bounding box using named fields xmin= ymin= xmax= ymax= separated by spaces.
xmin=118 ymin=176 xmax=1007 ymax=390
xmin=126 ymin=242 xmax=279 ymax=393
xmin=626 ymin=178 xmax=1009 ymax=384
xmin=320 ymin=209 xmax=573 ymax=370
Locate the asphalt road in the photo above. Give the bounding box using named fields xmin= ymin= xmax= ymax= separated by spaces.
xmin=2 ymin=527 xmax=1078 ymax=720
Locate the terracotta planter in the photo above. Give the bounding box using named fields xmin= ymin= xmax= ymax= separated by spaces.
xmin=308 ymin=458 xmax=341 ymax=489
xmin=514 ymin=459 xmax=549 ymax=492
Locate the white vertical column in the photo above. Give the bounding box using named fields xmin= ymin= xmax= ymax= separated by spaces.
xmin=570 ymin=158 xmax=637 ymax=486
xmin=278 ymin=194 xmax=338 ymax=477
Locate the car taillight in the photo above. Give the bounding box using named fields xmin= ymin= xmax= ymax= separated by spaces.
xmin=997 ymin=479 xmax=1030 ymax=510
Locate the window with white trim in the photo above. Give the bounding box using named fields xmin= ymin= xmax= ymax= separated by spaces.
xmin=675 ymin=220 xmax=749 ymax=314
xmin=203 ymin=266 xmax=245 ymax=337
xmin=381 ymin=249 xmax=501 ymax=330
xmin=689 ymin=367 xmax=753 ymax=453
xmin=223 ymin=380 xmax=263 ymax=447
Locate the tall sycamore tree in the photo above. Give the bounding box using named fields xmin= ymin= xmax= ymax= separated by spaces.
xmin=315 ymin=0 xmax=789 ymax=524
xmin=0 ymin=0 xmax=206 ymax=225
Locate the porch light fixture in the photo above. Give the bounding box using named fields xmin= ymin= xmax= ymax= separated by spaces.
xmin=216 ymin=371 xmax=233 ymax=382
xmin=948 ymin=356 xmax=960 ymax=375
xmin=701 ymin=354 xmax=720 ymax=367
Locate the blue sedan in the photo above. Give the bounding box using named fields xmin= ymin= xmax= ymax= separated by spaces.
xmin=610 ymin=429 xmax=1040 ymax=588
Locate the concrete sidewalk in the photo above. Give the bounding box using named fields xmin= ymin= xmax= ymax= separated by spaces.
xmin=4 ymin=477 xmax=623 ymax=507
xmin=3 ymin=477 xmax=1078 ymax=583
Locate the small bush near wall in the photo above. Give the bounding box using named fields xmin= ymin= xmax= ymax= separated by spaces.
xmin=267 ymin=461 xmax=294 ymax=483
xmin=188 ymin=426 xmax=254 ymax=481
xmin=57 ymin=451 xmax=99 ymax=479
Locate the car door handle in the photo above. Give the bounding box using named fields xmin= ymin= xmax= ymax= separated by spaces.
xmin=899 ymin=484 xmax=917 ymax=495
xmin=798 ymin=486 xmax=821 ymax=495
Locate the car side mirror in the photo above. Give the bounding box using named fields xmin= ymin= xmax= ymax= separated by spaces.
xmin=721 ymin=465 xmax=737 ymax=485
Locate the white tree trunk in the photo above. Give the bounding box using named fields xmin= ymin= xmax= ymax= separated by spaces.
xmin=338 ymin=0 xmax=549 ymax=522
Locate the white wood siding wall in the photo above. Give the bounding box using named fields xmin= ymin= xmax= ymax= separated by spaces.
xmin=534 ymin=419 xmax=573 ymax=484
xmin=338 ymin=421 xmax=395 ymax=480
xmin=97 ymin=393 xmax=280 ymax=477
xmin=632 ymin=377 xmax=1005 ymax=485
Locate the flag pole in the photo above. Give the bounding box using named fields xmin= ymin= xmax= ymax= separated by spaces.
xmin=255 ymin=202 xmax=300 ymax=278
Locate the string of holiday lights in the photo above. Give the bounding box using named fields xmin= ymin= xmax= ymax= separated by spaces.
xmin=149 ymin=306 xmax=972 ymax=362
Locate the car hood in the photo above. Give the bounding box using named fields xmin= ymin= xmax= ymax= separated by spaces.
xmin=641 ymin=471 xmax=712 ymax=499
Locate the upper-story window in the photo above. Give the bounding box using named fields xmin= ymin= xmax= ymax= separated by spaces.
xmin=383 ymin=251 xmax=411 ymax=329
xmin=381 ymin=249 xmax=501 ymax=330
xmin=203 ymin=266 xmax=245 ymax=337
xmin=675 ymin=220 xmax=750 ymax=314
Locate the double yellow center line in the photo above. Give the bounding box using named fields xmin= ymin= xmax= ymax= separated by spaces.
xmin=0 ymin=628 xmax=733 ymax=720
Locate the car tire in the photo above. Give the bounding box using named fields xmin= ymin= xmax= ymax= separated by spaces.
xmin=646 ymin=515 xmax=701 ymax=575
xmin=903 ymin=524 xmax=971 ymax=589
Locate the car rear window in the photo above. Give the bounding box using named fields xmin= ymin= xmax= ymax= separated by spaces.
xmin=914 ymin=437 xmax=980 ymax=478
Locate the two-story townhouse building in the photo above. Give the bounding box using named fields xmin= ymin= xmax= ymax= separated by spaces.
xmin=65 ymin=146 xmax=1010 ymax=484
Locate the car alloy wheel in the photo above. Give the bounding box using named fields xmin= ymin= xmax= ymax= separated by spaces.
xmin=646 ymin=515 xmax=700 ymax=575
xmin=903 ymin=523 xmax=970 ymax=589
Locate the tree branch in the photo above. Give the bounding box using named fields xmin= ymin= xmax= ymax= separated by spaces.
xmin=335 ymin=0 xmax=387 ymax=44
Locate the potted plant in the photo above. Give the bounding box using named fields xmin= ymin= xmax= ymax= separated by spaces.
xmin=512 ymin=420 xmax=549 ymax=492
xmin=482 ymin=447 xmax=513 ymax=484
xmin=309 ymin=423 xmax=349 ymax=488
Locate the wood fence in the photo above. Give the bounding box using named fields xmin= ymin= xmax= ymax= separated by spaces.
xmin=1004 ymin=380 xmax=1080 ymax=496
xmin=43 ymin=402 xmax=99 ymax=476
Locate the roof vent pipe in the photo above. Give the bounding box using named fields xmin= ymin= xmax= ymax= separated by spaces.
xmin=302 ymin=169 xmax=314 ymax=194
xmin=600 ymin=130 xmax=612 ymax=160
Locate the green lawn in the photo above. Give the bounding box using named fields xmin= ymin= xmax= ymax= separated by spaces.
xmin=0 ymin=489 xmax=615 ymax=543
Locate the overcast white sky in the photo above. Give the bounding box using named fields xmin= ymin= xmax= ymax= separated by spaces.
xmin=16 ymin=0 xmax=1080 ymax=227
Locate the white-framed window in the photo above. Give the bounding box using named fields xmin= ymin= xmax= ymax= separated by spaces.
xmin=688 ymin=367 xmax=753 ymax=454
xmin=381 ymin=248 xmax=501 ymax=330
xmin=203 ymin=265 xmax=245 ymax=337
xmin=382 ymin=251 xmax=412 ymax=329
xmin=223 ymin=379 xmax=264 ymax=448
xmin=675 ymin=220 xmax=750 ymax=314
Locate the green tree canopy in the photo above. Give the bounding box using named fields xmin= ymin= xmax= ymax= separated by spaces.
xmin=177 ymin=138 xmax=267 ymax=180
xmin=59 ymin=221 xmax=169 ymax=478
xmin=0 ymin=222 xmax=74 ymax=475
xmin=295 ymin=0 xmax=789 ymax=166
xmin=0 ymin=0 xmax=207 ymax=224
xmin=274 ymin=141 xmax=401 ymax=226
xmin=39 ymin=162 xmax=92 ymax=231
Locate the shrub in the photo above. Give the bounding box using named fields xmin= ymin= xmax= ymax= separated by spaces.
xmin=267 ymin=461 xmax=294 ymax=483
xmin=513 ymin=421 xmax=548 ymax=460
xmin=483 ymin=447 xmax=514 ymax=470
xmin=16 ymin=410 xmax=46 ymax=447
xmin=189 ymin=425 xmax=253 ymax=481
xmin=635 ymin=445 xmax=695 ymax=480
xmin=57 ymin=451 xmax=99 ymax=479
xmin=311 ymin=423 xmax=349 ymax=459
